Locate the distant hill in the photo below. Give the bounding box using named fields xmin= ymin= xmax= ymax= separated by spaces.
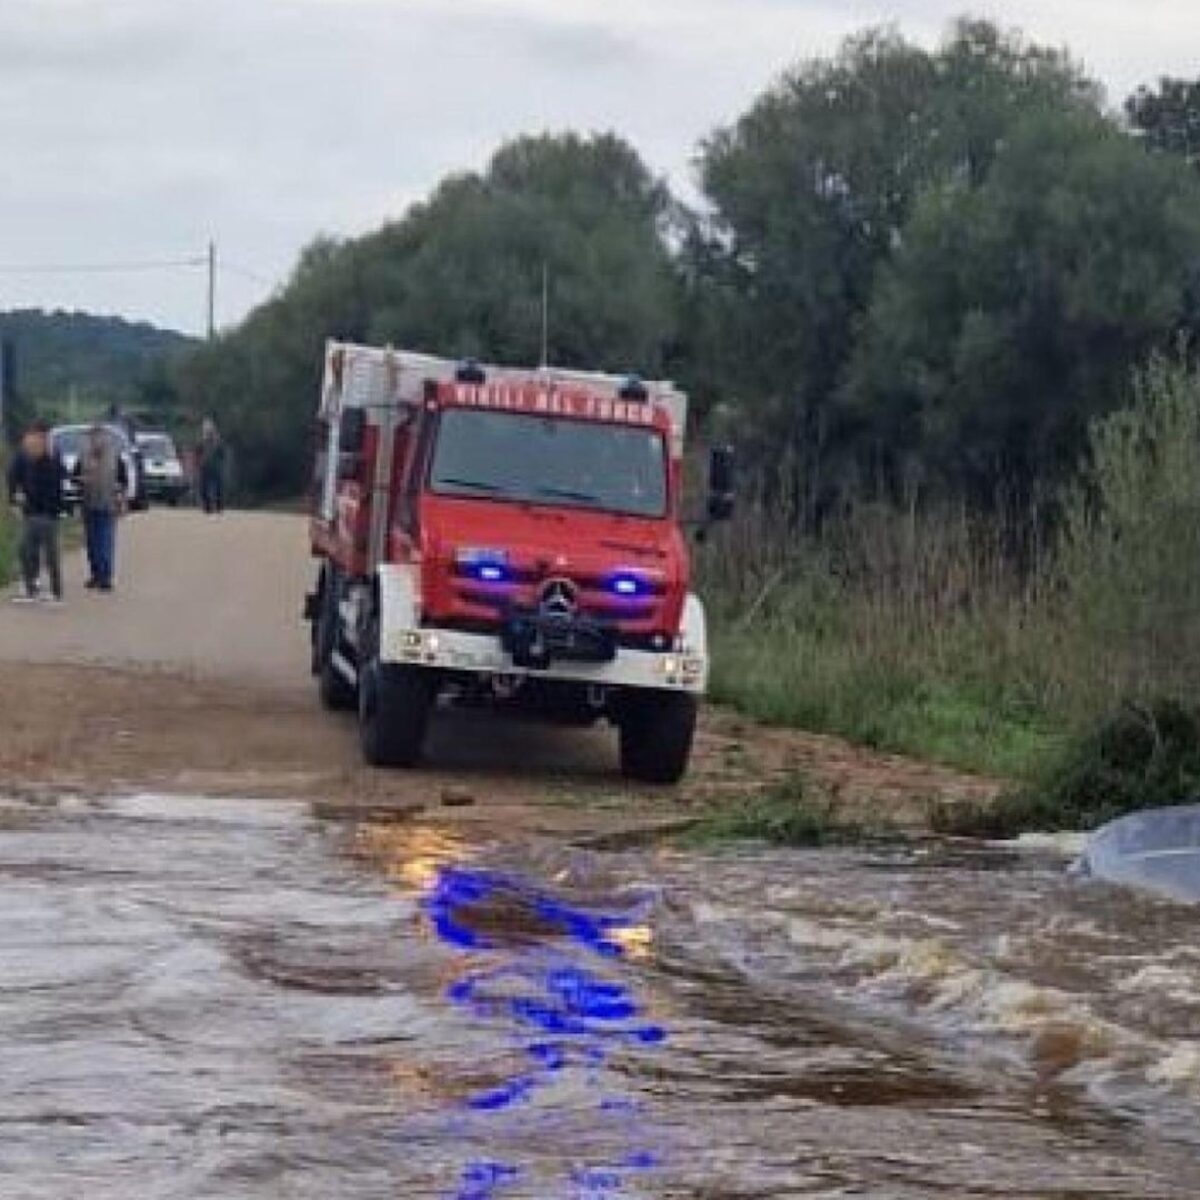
xmin=0 ymin=309 xmax=193 ymax=434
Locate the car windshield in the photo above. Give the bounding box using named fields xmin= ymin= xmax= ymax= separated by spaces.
xmin=139 ymin=435 xmax=176 ymax=459
xmin=429 ymin=409 xmax=668 ymax=518
xmin=53 ymin=426 xmax=129 ymax=456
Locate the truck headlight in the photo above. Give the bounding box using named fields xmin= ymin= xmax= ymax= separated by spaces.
xmin=657 ymin=654 xmax=704 ymax=680
xmin=401 ymin=631 xmax=441 ymax=657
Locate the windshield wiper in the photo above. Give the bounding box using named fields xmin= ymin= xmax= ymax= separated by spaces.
xmin=438 ymin=477 xmax=510 ymax=495
xmin=534 ymin=485 xmax=604 ymax=506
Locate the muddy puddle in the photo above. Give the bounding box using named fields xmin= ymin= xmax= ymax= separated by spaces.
xmin=2 ymin=793 xmax=1199 ymax=1198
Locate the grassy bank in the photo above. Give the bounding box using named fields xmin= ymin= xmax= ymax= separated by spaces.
xmin=699 ymin=355 xmax=1200 ymax=829
xmin=699 ymin=500 xmax=1066 ymax=781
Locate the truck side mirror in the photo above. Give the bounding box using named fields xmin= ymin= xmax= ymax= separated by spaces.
xmin=338 ymin=407 xmax=366 ymax=455
xmin=707 ymin=444 xmax=735 ymax=522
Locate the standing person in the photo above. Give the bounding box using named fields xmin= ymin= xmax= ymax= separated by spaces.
xmin=5 ymin=419 xmax=66 ymax=605
xmin=73 ymin=424 xmax=127 ymax=592
xmin=197 ymin=417 xmax=226 ymax=515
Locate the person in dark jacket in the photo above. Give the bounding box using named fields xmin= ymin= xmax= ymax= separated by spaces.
xmin=196 ymin=417 xmax=227 ymax=514
xmin=72 ymin=424 xmax=128 ymax=592
xmin=6 ymin=419 xmax=67 ymax=604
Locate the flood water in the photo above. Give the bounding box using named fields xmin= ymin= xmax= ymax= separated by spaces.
xmin=2 ymin=794 xmax=1199 ymax=1198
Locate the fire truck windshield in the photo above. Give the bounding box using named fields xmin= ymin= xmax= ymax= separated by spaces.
xmin=429 ymin=409 xmax=668 ymax=518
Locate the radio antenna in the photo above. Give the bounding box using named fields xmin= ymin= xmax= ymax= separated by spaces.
xmin=540 ymin=260 xmax=550 ymax=368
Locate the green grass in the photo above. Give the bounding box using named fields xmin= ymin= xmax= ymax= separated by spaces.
xmin=0 ymin=505 xmax=14 ymax=588
xmin=709 ymin=606 xmax=1063 ymax=781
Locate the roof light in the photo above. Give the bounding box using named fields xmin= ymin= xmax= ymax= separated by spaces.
xmin=618 ymin=375 xmax=649 ymax=402
xmin=456 ymin=546 xmax=511 ymax=583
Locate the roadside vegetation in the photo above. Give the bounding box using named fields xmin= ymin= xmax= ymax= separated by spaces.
xmin=0 ymin=505 xmax=13 ymax=588
xmin=703 ymin=352 xmax=1200 ymax=830
xmin=934 ymin=701 xmax=1200 ymax=837
xmin=686 ymin=774 xmax=861 ymax=848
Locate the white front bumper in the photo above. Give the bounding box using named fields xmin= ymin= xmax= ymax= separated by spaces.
xmin=375 ymin=565 xmax=709 ymax=693
xmin=383 ymin=626 xmax=707 ymax=693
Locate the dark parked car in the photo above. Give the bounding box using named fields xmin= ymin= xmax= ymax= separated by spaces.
xmin=50 ymin=423 xmax=147 ymax=513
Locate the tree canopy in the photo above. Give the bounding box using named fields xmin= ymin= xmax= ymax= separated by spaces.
xmin=1127 ymin=77 xmax=1200 ymax=167
xmin=844 ymin=110 xmax=1200 ymax=504
xmin=0 ymin=310 xmax=191 ymax=439
xmin=165 ymin=21 xmax=1200 ymax=515
xmin=177 ymin=132 xmax=679 ymax=498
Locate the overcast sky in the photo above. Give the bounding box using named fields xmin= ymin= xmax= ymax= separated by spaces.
xmin=1 ymin=0 xmax=1197 ymax=336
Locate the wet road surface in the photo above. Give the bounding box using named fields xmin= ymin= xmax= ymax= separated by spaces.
xmin=3 ymin=793 xmax=1200 ymax=1198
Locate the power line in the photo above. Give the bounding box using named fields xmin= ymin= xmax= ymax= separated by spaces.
xmin=0 ymin=256 xmax=206 ymax=275
xmin=0 ymin=246 xmax=279 ymax=337
xmin=221 ymin=259 xmax=275 ymax=288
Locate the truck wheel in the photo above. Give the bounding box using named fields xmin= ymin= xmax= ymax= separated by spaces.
xmin=618 ymin=689 xmax=698 ymax=785
xmin=319 ymin=655 xmax=357 ymax=712
xmin=359 ymin=658 xmax=434 ymax=768
xmin=314 ymin=568 xmax=356 ymax=710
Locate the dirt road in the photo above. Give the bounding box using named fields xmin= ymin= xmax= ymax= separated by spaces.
xmin=0 ymin=509 xmax=997 ymax=827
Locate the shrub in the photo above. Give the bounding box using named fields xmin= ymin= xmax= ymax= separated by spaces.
xmin=934 ymin=699 xmax=1200 ymax=836
xmin=688 ymin=774 xmax=858 ymax=847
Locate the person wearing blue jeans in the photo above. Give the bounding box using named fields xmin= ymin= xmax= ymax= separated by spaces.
xmin=83 ymin=507 xmax=118 ymax=590
xmin=73 ymin=425 xmax=127 ymax=592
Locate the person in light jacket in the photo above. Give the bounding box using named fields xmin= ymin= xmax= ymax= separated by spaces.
xmin=73 ymin=424 xmax=128 ymax=592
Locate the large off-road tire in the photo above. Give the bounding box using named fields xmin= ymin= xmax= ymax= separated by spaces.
xmin=359 ymin=657 xmax=435 ymax=768
xmin=618 ymin=689 xmax=698 ymax=785
xmin=314 ymin=568 xmax=356 ymax=711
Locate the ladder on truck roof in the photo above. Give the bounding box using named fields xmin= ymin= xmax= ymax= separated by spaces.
xmin=321 ymin=340 xmax=688 ymax=449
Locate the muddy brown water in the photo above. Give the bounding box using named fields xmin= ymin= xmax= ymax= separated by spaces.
xmin=2 ymin=795 xmax=1199 ymax=1198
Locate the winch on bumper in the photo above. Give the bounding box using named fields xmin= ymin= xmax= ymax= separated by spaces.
xmin=500 ymin=608 xmax=616 ymax=670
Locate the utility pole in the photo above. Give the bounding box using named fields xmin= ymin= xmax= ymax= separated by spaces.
xmin=207 ymin=240 xmax=216 ymax=341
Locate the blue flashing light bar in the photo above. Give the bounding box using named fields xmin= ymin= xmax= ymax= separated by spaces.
xmin=609 ymin=572 xmax=647 ymax=598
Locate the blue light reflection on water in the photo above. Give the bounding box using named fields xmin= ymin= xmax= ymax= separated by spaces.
xmin=425 ymin=866 xmax=666 ymax=1199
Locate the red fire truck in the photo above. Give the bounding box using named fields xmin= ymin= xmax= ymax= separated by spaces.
xmin=305 ymin=342 xmax=733 ymax=783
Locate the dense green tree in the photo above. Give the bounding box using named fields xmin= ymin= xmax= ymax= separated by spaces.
xmin=1127 ymin=77 xmax=1200 ymax=167
xmin=0 ymin=310 xmax=189 ymax=438
xmin=176 ymin=132 xmax=678 ymax=499
xmin=689 ymin=19 xmax=1099 ymax=517
xmin=844 ymin=110 xmax=1200 ymax=504
xmin=172 ymin=19 xmax=1200 ymax=519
